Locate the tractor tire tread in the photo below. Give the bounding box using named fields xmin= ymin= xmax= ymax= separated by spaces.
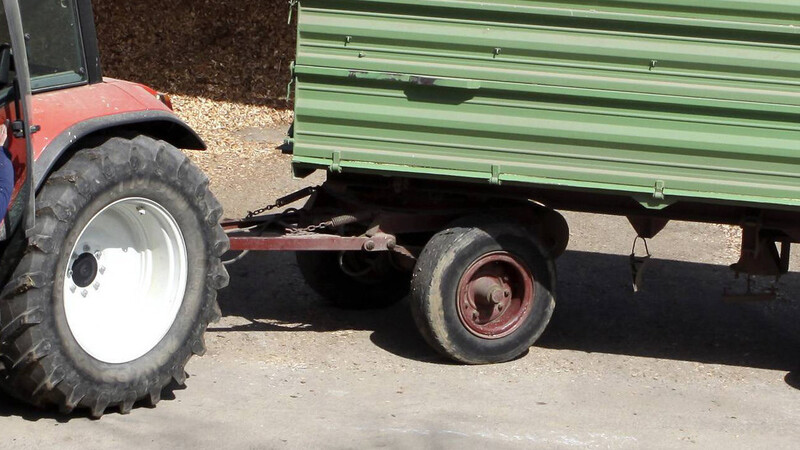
xmin=0 ymin=135 xmax=228 ymax=416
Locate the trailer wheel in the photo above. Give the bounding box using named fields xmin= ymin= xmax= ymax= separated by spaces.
xmin=537 ymin=208 xmax=570 ymax=259
xmin=296 ymin=251 xmax=410 ymax=309
xmin=0 ymin=136 xmax=229 ymax=417
xmin=451 ymin=209 xmax=570 ymax=259
xmin=410 ymin=223 xmax=555 ymax=364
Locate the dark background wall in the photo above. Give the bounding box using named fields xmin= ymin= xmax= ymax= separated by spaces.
xmin=93 ymin=0 xmax=296 ymax=107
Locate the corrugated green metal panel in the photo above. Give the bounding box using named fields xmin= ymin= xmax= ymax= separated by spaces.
xmin=292 ymin=0 xmax=800 ymax=208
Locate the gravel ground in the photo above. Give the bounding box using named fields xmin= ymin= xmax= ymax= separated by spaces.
xmin=169 ymin=95 xmax=294 ymax=194
xmin=94 ymin=0 xmax=297 ymax=185
xmin=2 ymin=139 xmax=799 ymax=448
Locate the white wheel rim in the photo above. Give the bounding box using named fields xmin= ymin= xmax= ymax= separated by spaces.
xmin=63 ymin=197 xmax=188 ymax=364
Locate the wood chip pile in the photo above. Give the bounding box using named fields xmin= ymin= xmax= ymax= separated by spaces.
xmin=93 ymin=0 xmax=297 ymax=177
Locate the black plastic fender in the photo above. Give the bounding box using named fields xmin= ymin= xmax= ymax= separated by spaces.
xmin=33 ymin=110 xmax=206 ymax=190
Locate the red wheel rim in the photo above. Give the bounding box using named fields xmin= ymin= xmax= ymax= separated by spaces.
xmin=456 ymin=251 xmax=534 ymax=339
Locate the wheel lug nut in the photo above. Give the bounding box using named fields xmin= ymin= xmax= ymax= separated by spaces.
xmin=81 ymin=289 xmax=88 ymax=298
xmin=472 ymin=311 xmax=479 ymax=320
xmin=99 ymin=266 xmax=106 ymax=275
xmin=67 ymin=270 xmax=73 ymax=278
xmin=94 ymin=251 xmax=102 ymax=259
xmin=137 ymin=206 xmax=146 ymax=216
xmin=69 ymin=285 xmax=76 ymax=293
xmin=93 ymin=282 xmax=100 ymax=290
xmin=83 ymin=245 xmax=90 ymax=252
xmin=504 ymin=290 xmax=511 ymax=298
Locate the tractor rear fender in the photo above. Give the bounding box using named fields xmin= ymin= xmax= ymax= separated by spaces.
xmin=33 ymin=110 xmax=206 ymax=190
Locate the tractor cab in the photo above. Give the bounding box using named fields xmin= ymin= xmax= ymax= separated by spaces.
xmin=0 ymin=0 xmax=101 ymax=237
xmin=0 ymin=0 xmax=202 ymax=241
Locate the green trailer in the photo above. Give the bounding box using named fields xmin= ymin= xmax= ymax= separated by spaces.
xmin=229 ymin=0 xmax=800 ymax=364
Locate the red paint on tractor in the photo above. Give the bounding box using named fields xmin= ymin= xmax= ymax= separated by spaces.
xmin=0 ymin=79 xmax=171 ymax=210
xmin=30 ymin=78 xmax=172 ymax=160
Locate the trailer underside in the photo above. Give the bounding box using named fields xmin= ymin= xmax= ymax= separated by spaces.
xmin=225 ymin=173 xmax=796 ymax=284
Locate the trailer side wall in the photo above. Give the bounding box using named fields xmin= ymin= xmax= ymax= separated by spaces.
xmin=292 ymin=0 xmax=800 ymax=209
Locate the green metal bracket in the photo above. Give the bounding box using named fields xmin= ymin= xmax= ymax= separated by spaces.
xmin=634 ymin=180 xmax=674 ymax=210
xmin=653 ymin=180 xmax=665 ymax=200
xmin=330 ymin=152 xmax=343 ymax=173
xmin=635 ymin=196 xmax=675 ymax=210
xmin=490 ymin=165 xmax=502 ymax=185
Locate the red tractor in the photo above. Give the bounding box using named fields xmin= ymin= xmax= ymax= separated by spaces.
xmin=0 ymin=0 xmax=228 ymax=416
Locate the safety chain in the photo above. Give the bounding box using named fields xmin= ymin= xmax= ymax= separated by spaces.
xmin=245 ymin=202 xmax=279 ymax=219
xmin=245 ymin=186 xmax=319 ymax=219
xmin=287 ymin=220 xmax=332 ymax=235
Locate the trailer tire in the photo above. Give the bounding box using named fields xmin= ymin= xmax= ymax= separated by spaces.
xmin=410 ymin=223 xmax=555 ymax=364
xmin=296 ymin=251 xmax=410 ymax=309
xmin=0 ymin=136 xmax=229 ymax=417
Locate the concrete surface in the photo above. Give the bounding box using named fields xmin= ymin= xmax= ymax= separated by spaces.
xmin=2 ymin=155 xmax=799 ymax=449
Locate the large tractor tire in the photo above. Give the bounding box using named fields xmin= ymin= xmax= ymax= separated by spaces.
xmin=296 ymin=251 xmax=410 ymax=309
xmin=410 ymin=222 xmax=556 ymax=364
xmin=0 ymin=136 xmax=229 ymax=417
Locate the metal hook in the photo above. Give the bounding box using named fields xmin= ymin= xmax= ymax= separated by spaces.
xmin=630 ymin=236 xmax=652 ymax=293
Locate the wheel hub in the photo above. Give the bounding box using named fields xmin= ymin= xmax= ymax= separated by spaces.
xmin=63 ymin=198 xmax=188 ymax=364
xmin=457 ymin=252 xmax=534 ymax=339
xmin=70 ymin=252 xmax=99 ymax=288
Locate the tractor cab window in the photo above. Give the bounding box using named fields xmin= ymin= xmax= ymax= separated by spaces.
xmin=0 ymin=0 xmax=87 ymax=92
xmin=20 ymin=0 xmax=87 ymax=90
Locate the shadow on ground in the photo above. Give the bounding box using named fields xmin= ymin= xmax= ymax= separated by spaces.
xmin=211 ymin=251 xmax=439 ymax=361
xmin=216 ymin=250 xmax=800 ymax=376
xmin=4 ymin=249 xmax=798 ymax=420
xmin=0 ymin=382 xmax=186 ymax=422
